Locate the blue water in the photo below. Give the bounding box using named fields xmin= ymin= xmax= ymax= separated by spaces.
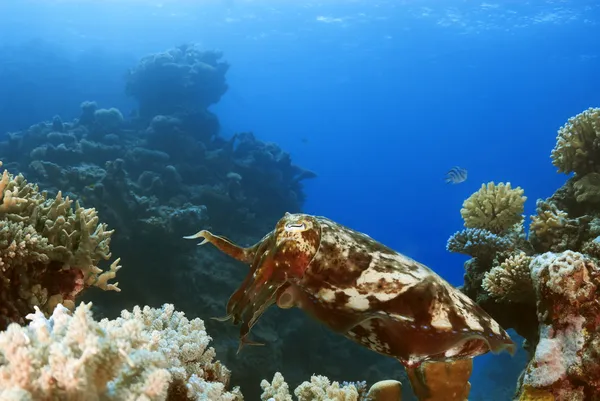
xmin=1 ymin=0 xmax=599 ymax=398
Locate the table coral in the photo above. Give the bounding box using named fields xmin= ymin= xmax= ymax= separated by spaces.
xmin=0 ymin=302 xmax=242 ymax=401
xmin=0 ymin=163 xmax=121 ymax=329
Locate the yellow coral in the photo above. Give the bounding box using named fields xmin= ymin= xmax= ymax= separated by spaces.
xmin=482 ymin=252 xmax=534 ymax=302
xmin=551 ymin=107 xmax=600 ymax=175
xmin=460 ymin=182 xmax=527 ymax=234
xmin=0 ymin=163 xmax=121 ymax=328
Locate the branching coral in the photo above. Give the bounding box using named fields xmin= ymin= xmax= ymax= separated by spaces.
xmin=0 ymin=163 xmax=120 ymax=329
xmin=260 ymin=372 xmax=405 ymax=401
xmin=446 ymin=228 xmax=513 ymax=261
xmin=551 ymin=107 xmax=600 ymax=175
xmin=528 ymin=199 xmax=586 ymax=253
xmin=260 ymin=373 xmax=364 ymax=401
xmin=482 ymin=251 xmax=534 ymax=303
xmin=0 ymin=302 xmax=242 ymax=401
xmin=460 ymin=182 xmax=527 ymax=234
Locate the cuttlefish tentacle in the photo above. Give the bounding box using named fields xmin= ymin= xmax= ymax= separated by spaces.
xmin=184 ymin=229 xmax=272 ymax=264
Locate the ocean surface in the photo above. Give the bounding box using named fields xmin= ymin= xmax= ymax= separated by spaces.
xmin=0 ymin=1 xmax=599 ymax=400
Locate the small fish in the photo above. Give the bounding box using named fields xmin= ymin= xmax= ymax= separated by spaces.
xmin=445 ymin=166 xmax=468 ymax=184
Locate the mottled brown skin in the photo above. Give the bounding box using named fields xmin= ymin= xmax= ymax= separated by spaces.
xmin=186 ymin=213 xmax=516 ymax=366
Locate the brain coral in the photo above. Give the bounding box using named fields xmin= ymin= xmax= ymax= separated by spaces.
xmin=0 ymin=163 xmax=120 ymax=329
xmin=551 ymin=107 xmax=600 ymax=175
xmin=460 ymin=182 xmax=527 ymax=234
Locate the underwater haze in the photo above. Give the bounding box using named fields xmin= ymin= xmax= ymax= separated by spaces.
xmin=1 ymin=0 xmax=599 ymax=400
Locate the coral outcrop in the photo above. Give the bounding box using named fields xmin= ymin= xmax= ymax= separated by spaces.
xmin=448 ymin=106 xmax=600 ymax=399
xmin=126 ymin=43 xmax=229 ymax=120
xmin=518 ymin=251 xmax=600 ymax=399
xmin=0 ymin=162 xmax=120 ymax=330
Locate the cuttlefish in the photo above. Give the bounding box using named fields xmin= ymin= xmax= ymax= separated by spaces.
xmin=185 ymin=213 xmax=515 ymax=368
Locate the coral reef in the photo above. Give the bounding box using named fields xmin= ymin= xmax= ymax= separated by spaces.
xmin=0 ymin=162 xmax=120 ymax=330
xmin=447 ymin=106 xmax=600 ymax=399
xmin=14 ymin=43 xmax=600 ymax=401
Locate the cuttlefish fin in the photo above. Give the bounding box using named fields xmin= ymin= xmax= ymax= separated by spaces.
xmin=184 ymin=229 xmax=258 ymax=263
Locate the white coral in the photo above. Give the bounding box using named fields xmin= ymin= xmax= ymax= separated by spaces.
xmin=0 ymin=302 xmax=242 ymax=401
xmin=260 ymin=372 xmax=365 ymax=401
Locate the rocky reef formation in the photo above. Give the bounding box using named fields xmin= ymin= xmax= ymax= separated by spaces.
xmin=447 ymin=107 xmax=600 ymax=399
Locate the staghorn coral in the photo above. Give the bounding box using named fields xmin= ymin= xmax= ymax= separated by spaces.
xmin=482 ymin=251 xmax=534 ymax=303
xmin=460 ymin=182 xmax=527 ymax=234
xmin=0 ymin=163 xmax=120 ymax=329
xmin=551 ymin=107 xmax=600 ymax=176
xmin=0 ymin=302 xmax=242 ymax=401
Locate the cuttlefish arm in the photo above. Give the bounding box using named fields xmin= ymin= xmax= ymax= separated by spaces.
xmin=184 ymin=229 xmax=273 ymax=264
xmin=185 ymin=228 xmax=290 ymax=350
xmin=186 ymin=214 xmax=322 ymax=352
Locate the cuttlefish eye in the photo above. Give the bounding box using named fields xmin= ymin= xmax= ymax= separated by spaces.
xmin=285 ymin=222 xmax=307 ymax=232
